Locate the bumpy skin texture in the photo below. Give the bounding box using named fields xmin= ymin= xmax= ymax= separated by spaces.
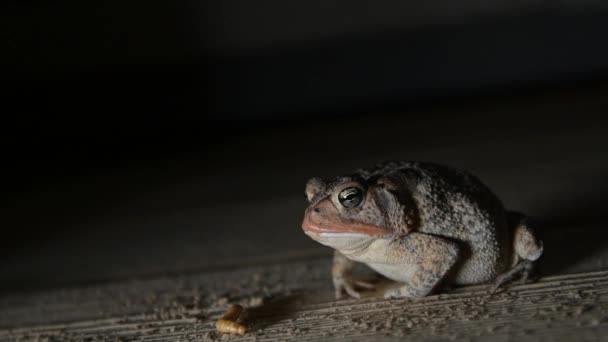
xmin=301 ymin=161 xmax=544 ymax=299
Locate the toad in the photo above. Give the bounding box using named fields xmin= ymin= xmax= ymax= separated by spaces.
xmin=302 ymin=161 xmax=543 ymax=299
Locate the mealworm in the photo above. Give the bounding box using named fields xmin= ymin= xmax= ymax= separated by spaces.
xmin=216 ymin=304 xmax=246 ymax=335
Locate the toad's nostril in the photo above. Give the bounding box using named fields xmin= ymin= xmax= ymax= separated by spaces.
xmin=313 ymin=207 xmax=321 ymax=213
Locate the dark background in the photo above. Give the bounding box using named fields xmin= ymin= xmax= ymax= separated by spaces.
xmin=3 ymin=0 xmax=608 ymax=294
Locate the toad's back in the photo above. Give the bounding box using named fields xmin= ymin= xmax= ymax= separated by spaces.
xmin=359 ymin=161 xmax=512 ymax=284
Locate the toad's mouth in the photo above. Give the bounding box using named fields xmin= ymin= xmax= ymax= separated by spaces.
xmin=301 ymin=207 xmax=387 ymax=237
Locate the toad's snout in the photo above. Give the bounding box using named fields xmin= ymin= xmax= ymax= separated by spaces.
xmin=301 ymin=199 xmax=334 ymax=235
xmin=301 ymin=198 xmax=387 ymax=236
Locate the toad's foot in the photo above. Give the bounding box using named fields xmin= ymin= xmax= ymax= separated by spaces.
xmin=333 ymin=275 xmax=375 ymax=299
xmin=332 ymin=250 xmax=375 ymax=299
xmin=490 ymin=259 xmax=535 ymax=294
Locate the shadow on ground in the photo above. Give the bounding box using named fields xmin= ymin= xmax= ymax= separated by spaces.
xmin=535 ymin=178 xmax=608 ymax=276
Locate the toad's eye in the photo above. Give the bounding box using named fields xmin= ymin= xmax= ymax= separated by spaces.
xmin=338 ymin=187 xmax=363 ymax=208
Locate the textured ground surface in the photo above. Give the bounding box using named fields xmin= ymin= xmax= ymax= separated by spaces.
xmin=2 ymin=84 xmax=608 ymax=340
xmin=1 ymin=259 xmax=608 ymax=341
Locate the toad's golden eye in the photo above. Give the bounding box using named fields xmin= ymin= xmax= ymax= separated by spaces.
xmin=338 ymin=187 xmax=363 ymax=208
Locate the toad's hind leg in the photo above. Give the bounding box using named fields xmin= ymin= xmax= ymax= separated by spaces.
xmin=491 ymin=211 xmax=544 ymax=293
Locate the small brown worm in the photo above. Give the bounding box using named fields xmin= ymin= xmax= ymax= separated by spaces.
xmin=216 ymin=304 xmax=246 ymax=335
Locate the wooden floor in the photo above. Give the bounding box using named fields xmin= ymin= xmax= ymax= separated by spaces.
xmin=3 ymin=84 xmax=608 ymax=341
xmin=1 ymin=257 xmax=607 ymax=342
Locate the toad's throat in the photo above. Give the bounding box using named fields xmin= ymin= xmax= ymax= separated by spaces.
xmin=301 ymin=209 xmax=387 ymax=236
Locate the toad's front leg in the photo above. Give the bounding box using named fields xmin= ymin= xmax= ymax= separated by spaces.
xmin=380 ymin=233 xmax=460 ymax=299
xmin=332 ymin=250 xmax=375 ymax=299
